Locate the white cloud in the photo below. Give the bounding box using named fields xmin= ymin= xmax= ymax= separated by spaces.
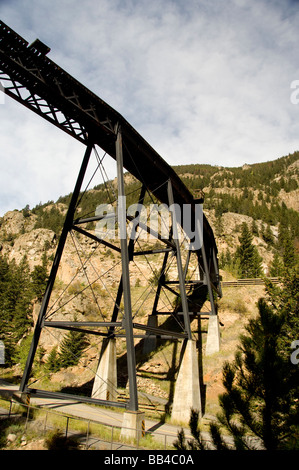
xmin=0 ymin=0 xmax=299 ymax=215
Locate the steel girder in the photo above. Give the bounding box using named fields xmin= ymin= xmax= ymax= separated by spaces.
xmin=0 ymin=20 xmax=222 ymax=412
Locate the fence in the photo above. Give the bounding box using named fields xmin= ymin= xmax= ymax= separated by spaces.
xmin=0 ymin=396 xmax=183 ymax=450
xmin=221 ymin=277 xmax=281 ymax=287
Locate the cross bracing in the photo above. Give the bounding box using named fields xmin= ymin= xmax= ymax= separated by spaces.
xmin=0 ymin=20 xmax=222 ymax=414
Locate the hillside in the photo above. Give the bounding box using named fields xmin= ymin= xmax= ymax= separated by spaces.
xmin=0 ymin=151 xmax=298 ymax=422
xmin=2 ymin=151 xmax=298 ymax=273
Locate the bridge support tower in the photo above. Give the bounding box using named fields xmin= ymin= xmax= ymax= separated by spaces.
xmin=0 ymin=21 xmax=223 ymax=436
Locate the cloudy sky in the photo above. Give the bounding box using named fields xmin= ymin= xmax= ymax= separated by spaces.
xmin=1 ymin=0 xmax=299 ymax=216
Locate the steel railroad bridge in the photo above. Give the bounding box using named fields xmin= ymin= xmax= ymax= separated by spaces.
xmin=0 ymin=21 xmax=221 ymax=418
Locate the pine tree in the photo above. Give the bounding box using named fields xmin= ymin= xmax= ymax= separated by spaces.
xmin=265 ymin=268 xmax=299 ymax=361
xmin=175 ymin=293 xmax=299 ymax=450
xmin=269 ymin=252 xmax=284 ymax=277
xmin=235 ymin=222 xmax=263 ymax=278
xmin=0 ymin=255 xmax=35 ymax=365
xmin=0 ymin=255 xmax=10 ymax=329
xmin=251 ymin=219 xmax=259 ymax=237
xmin=173 ymin=408 xmax=231 ymax=450
xmin=262 ymin=224 xmax=274 ymax=246
xmin=219 ymin=248 xmax=240 ymax=277
xmin=58 ymin=328 xmax=87 ymax=368
xmin=8 ymin=256 xmax=33 ymax=341
xmin=31 ymin=253 xmax=48 ymax=301
xmin=46 ymin=346 xmax=60 ymax=372
xmin=277 ymin=222 xmax=288 ymax=255
xmin=283 ymin=232 xmax=296 ymax=269
xmin=216 ymin=298 xmax=299 ymax=450
xmin=0 ymin=255 xmax=13 ymax=365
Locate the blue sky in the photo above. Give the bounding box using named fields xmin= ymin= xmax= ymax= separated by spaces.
xmin=1 ymin=0 xmax=299 ymax=215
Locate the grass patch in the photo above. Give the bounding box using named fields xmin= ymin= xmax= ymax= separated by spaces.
xmin=218 ymin=290 xmax=248 ymax=314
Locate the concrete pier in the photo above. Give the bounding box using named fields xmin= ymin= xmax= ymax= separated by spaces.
xmin=91 ymin=338 xmax=117 ymax=401
xmin=205 ymin=315 xmax=220 ymax=355
xmin=121 ymin=410 xmax=145 ymax=441
xmin=171 ymin=339 xmax=202 ymax=423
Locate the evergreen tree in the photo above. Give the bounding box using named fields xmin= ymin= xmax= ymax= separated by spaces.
xmin=58 ymin=328 xmax=87 ymax=368
xmin=46 ymin=346 xmax=61 ymax=372
xmin=0 ymin=255 xmax=33 ymax=365
xmin=7 ymin=256 xmax=32 ymax=342
xmin=214 ymin=214 xmax=224 ymax=237
xmin=174 ymin=408 xmax=231 ymax=450
xmin=235 ymin=223 xmax=263 ymax=278
xmin=175 ymin=294 xmax=299 ymax=450
xmin=219 ymin=248 xmax=240 ymax=277
xmin=282 ymin=232 xmax=296 ymax=269
xmin=31 ymin=253 xmax=48 ymax=301
xmin=262 ymin=224 xmax=274 ymax=246
xmin=0 ymin=255 xmax=10 ymax=332
xmin=0 ymin=256 xmax=15 ymax=366
xmin=216 ymin=297 xmax=298 ymax=450
xmin=269 ymin=252 xmax=284 ymax=277
xmin=277 ymin=223 xmax=288 ymax=255
xmin=265 ymin=268 xmax=299 ymax=360
xmin=251 ymin=219 xmax=259 ymax=237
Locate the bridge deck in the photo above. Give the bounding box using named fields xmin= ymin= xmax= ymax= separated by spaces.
xmin=0 ymin=20 xmax=217 ymax=263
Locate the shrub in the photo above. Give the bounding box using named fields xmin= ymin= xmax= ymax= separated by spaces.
xmin=45 ymin=429 xmax=81 ymax=450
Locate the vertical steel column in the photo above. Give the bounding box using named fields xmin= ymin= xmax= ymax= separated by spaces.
xmin=115 ymin=125 xmax=139 ymax=412
xmin=108 ymin=278 xmax=123 ymax=335
xmin=108 ymin=184 xmax=146 ymax=337
xmin=196 ymin=217 xmax=217 ymax=315
xmin=151 ymin=226 xmax=173 ymax=315
xmin=183 ymin=249 xmax=191 ymax=279
xmin=128 ymin=184 xmax=146 ymax=260
xmin=212 ymin=247 xmax=222 ymax=298
xmin=167 ymin=180 xmax=192 ymax=339
xmin=20 ymin=142 xmax=94 ymax=392
xmin=152 ymin=249 xmax=170 ymax=315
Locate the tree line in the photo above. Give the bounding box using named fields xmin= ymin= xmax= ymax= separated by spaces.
xmin=174 ymin=151 xmax=299 ymax=192
xmin=0 ymin=254 xmax=48 ymax=366
xmin=0 ymin=252 xmax=88 ymax=371
xmin=220 ymin=221 xmax=297 ymax=278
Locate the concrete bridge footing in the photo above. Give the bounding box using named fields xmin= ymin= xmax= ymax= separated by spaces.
xmin=171 ymin=339 xmax=202 ymax=424
xmin=91 ymin=338 xmax=117 ymax=401
xmin=205 ymin=315 xmax=221 ymax=356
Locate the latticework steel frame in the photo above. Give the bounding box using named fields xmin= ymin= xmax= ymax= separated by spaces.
xmin=0 ymin=21 xmax=222 ymax=413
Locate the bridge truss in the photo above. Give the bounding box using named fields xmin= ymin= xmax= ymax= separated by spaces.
xmin=0 ymin=21 xmax=221 ymax=414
